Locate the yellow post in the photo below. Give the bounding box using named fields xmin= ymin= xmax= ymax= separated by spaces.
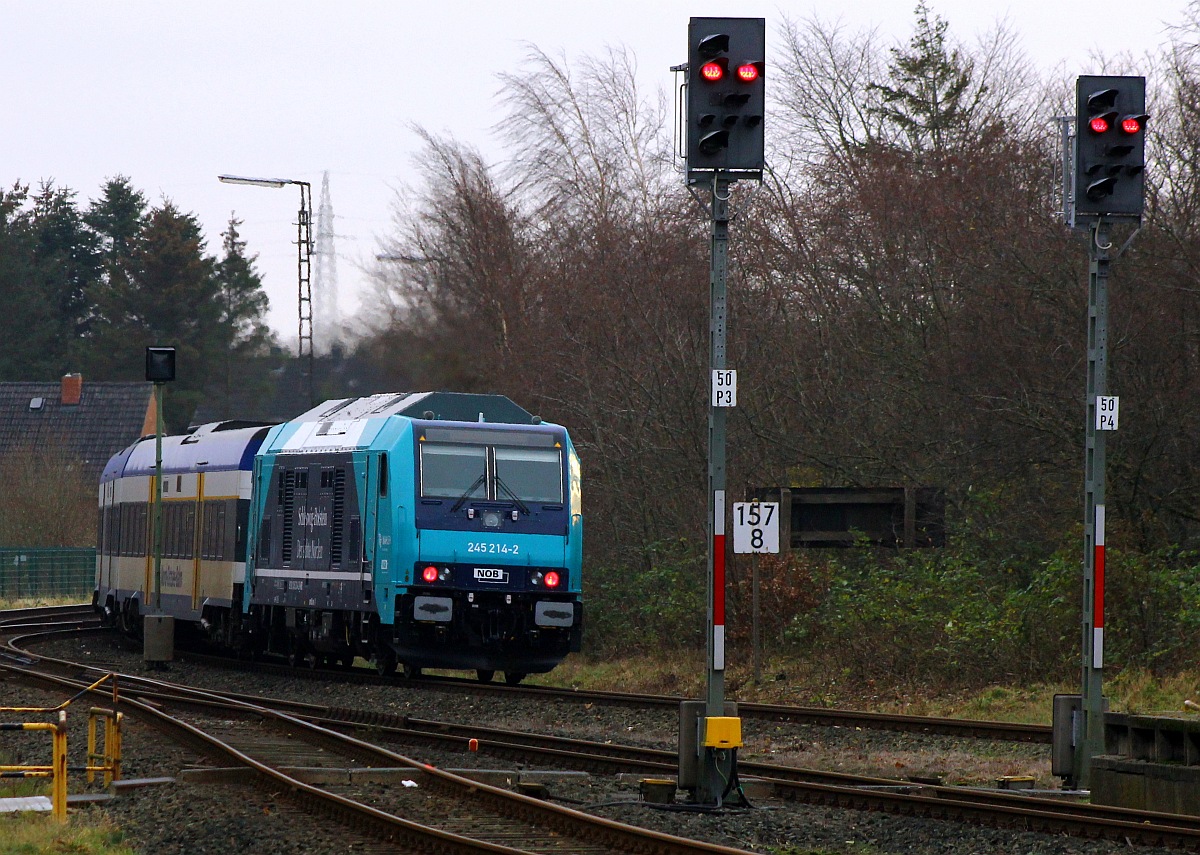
xmin=109 ymin=711 xmax=122 ymax=785
xmin=86 ymin=708 xmax=123 ymax=787
xmin=87 ymin=714 xmax=97 ymax=785
xmin=52 ymin=711 xmax=67 ymax=822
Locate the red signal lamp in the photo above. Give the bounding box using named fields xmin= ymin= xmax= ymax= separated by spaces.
xmin=1089 ymin=116 xmax=1110 ymax=134
xmin=1121 ymin=115 xmax=1147 ymax=134
xmin=701 ymin=61 xmax=724 ymax=82
xmin=736 ymin=62 xmax=760 ymax=83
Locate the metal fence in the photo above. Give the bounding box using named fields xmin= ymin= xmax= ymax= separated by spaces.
xmin=0 ymin=548 xmax=95 ymax=602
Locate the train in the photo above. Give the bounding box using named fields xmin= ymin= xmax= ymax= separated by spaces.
xmin=93 ymin=391 xmax=584 ymax=683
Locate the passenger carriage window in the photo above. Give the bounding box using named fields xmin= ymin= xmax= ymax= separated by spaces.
xmin=135 ymin=504 xmax=148 ymax=557
xmin=164 ymin=504 xmax=175 ymax=558
xmin=495 ymin=447 xmax=563 ymax=504
xmin=421 ymin=444 xmax=487 ymax=499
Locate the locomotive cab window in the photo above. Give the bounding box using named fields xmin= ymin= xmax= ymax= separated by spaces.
xmin=419 ymin=430 xmax=564 ymax=505
xmin=495 ymin=448 xmax=562 ymax=504
xmin=421 ymin=444 xmax=487 ymax=499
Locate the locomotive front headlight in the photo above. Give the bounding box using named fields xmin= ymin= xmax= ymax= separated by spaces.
xmin=482 ymin=511 xmax=502 ymax=528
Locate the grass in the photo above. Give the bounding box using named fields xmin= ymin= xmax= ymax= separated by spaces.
xmin=0 ymin=596 xmax=91 ymax=609
xmin=538 ymin=652 xmax=1200 ymax=726
xmin=0 ymin=809 xmax=133 ymax=854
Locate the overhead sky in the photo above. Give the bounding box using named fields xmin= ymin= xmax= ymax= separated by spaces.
xmin=3 ymin=1 xmax=1189 ymax=343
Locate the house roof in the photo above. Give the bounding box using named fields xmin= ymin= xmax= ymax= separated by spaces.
xmin=0 ymin=379 xmax=155 ymax=484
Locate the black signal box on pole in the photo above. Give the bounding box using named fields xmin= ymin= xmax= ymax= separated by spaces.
xmin=686 ymin=16 xmax=765 ymax=183
xmin=1074 ymin=75 xmax=1148 ymax=221
xmin=145 ymin=346 xmax=176 ymax=383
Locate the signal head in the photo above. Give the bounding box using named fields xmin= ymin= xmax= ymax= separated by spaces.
xmin=1073 ymin=75 xmax=1147 ymax=220
xmin=1121 ymin=113 xmax=1149 ymax=134
xmin=685 ymin=16 xmax=766 ymax=181
xmin=700 ymin=59 xmax=725 ymax=82
xmin=736 ymin=61 xmax=761 ymax=83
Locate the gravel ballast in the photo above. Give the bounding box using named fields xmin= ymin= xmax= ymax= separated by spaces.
xmin=0 ymin=634 xmax=1184 ymax=854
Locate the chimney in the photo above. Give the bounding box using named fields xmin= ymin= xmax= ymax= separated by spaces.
xmin=61 ymin=373 xmax=82 ymax=406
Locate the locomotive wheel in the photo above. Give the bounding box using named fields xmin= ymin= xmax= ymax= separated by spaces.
xmin=375 ymin=649 xmax=397 ymax=676
xmin=475 ymin=670 xmax=495 ymax=683
xmin=402 ymin=663 xmax=423 ymax=680
xmin=503 ymin=671 xmax=526 ymax=686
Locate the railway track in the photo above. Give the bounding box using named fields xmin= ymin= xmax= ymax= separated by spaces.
xmin=6 ymin=607 xmax=1200 ymax=851
xmin=80 ymin=682 xmax=1200 ymax=851
xmin=11 ymin=605 xmax=1042 ymax=743
xmin=0 ymin=610 xmax=752 ymax=854
xmin=0 ymin=603 xmax=99 ymax=633
xmin=169 ymin=640 xmax=1051 ymax=744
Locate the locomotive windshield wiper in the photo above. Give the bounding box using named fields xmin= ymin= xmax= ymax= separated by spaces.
xmin=450 ymin=473 xmax=487 ymax=512
xmin=494 ymin=475 xmax=530 ymax=516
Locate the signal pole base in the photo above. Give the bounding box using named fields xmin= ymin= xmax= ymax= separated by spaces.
xmin=142 ymin=614 xmax=175 ymax=666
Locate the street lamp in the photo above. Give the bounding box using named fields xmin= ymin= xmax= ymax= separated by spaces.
xmin=218 ymin=173 xmax=315 ymax=405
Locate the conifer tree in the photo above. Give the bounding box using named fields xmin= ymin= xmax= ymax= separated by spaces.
xmin=868 ymin=2 xmax=980 ymax=154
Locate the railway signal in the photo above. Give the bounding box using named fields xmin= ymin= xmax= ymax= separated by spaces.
xmin=1067 ymin=74 xmax=1149 ymax=790
xmin=678 ymin=15 xmax=765 ymax=811
xmin=145 ymin=346 xmax=176 ymax=383
xmin=685 ymin=16 xmax=765 ymax=182
xmin=1074 ymin=75 xmax=1148 ymax=220
xmin=144 ymin=345 xmax=177 ymax=665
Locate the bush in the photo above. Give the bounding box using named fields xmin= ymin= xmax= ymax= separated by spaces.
xmin=0 ymin=445 xmax=94 ymax=547
xmin=583 ymin=538 xmax=706 ymax=656
xmin=1105 ymin=548 xmax=1200 ymax=674
xmin=769 ymin=547 xmax=1081 ymax=689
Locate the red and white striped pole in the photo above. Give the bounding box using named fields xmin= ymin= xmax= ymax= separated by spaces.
xmin=1093 ymin=505 xmax=1105 ymax=670
xmin=713 ymin=490 xmax=726 ymax=671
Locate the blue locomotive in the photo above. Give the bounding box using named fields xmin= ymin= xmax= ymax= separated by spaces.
xmin=95 ymin=392 xmax=583 ymax=683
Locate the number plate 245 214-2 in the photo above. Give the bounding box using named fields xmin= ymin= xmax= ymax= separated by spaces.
xmin=474 ymin=567 xmax=507 ymax=583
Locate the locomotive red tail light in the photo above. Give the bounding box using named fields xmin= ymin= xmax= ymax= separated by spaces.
xmin=422 ymin=565 xmax=440 ymax=583
xmin=701 ymin=61 xmax=724 ymax=82
xmin=544 ymin=571 xmax=561 ymax=589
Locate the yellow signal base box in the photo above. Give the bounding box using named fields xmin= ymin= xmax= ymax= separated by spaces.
xmin=702 ymin=716 xmax=743 ymax=749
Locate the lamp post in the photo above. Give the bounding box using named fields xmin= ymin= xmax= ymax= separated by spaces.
xmin=218 ymin=174 xmax=315 ymax=405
